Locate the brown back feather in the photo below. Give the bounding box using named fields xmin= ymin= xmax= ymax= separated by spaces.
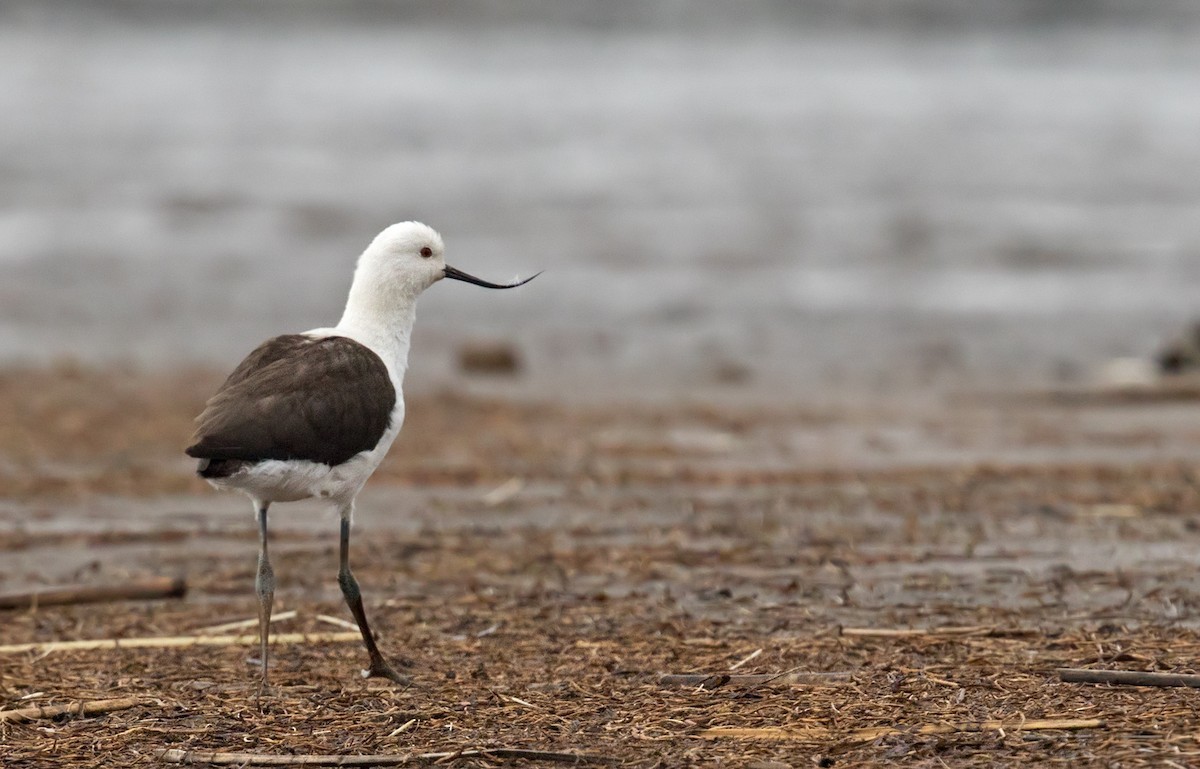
xmin=186 ymin=335 xmax=396 ymax=467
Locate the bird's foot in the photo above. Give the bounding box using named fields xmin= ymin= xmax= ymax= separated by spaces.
xmin=254 ymin=676 xmax=270 ymax=708
xmin=363 ymin=656 xmax=413 ymax=687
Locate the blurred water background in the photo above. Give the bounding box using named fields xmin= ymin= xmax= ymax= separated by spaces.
xmin=2 ymin=1 xmax=1199 ymax=398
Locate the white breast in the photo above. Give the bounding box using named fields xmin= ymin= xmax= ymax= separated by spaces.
xmin=205 ymin=325 xmax=408 ymax=507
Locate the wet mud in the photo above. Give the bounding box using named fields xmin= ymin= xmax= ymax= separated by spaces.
xmin=3 ymin=368 xmax=1200 ymax=765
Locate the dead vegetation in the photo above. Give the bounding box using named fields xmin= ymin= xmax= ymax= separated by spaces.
xmin=6 ymin=595 xmax=1200 ymax=767
xmin=3 ymin=367 xmax=1200 ymax=766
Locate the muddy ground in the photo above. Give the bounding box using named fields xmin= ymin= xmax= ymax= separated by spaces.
xmin=4 ymin=366 xmax=1200 ymax=766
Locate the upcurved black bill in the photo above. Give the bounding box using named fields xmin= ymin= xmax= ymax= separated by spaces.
xmin=443 ymin=265 xmax=541 ymax=289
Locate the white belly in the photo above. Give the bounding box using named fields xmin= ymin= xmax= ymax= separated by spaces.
xmin=207 ymin=399 xmax=405 ymax=506
xmin=205 ymin=325 xmax=409 ymax=508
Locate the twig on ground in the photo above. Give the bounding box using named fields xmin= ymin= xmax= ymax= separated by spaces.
xmin=0 ymin=577 xmax=186 ymax=610
xmin=659 ymin=671 xmax=852 ymax=688
xmin=192 ymin=610 xmax=297 ymax=635
xmin=839 ymin=625 xmax=1030 ymax=638
xmin=158 ymin=747 xmax=608 ymax=765
xmin=0 ymin=697 xmax=144 ymax=723
xmin=315 ymin=614 xmax=360 ymax=631
xmin=728 ymin=648 xmax=762 ymax=671
xmin=1058 ymin=668 xmax=1200 ymax=688
xmin=482 ymin=477 xmax=525 ymax=506
xmin=386 ymin=719 xmax=417 ymax=737
xmin=0 ymin=631 xmax=360 ymax=655
xmin=841 ymin=719 xmax=1105 ymax=744
xmin=699 ymin=718 xmax=1104 ymax=743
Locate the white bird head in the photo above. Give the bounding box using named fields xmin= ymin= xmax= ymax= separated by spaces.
xmin=345 ymin=221 xmax=539 ymax=318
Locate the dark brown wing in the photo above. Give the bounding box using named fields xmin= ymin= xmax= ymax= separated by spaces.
xmin=212 ymin=334 xmax=312 ymax=391
xmin=186 ymin=335 xmax=396 ymax=467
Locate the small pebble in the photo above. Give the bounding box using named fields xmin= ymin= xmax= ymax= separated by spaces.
xmin=457 ymin=340 xmax=522 ymax=375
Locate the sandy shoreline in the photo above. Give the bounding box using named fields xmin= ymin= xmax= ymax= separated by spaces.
xmin=3 ymin=366 xmax=1200 ymax=764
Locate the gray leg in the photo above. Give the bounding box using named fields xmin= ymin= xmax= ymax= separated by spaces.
xmin=337 ymin=508 xmax=409 ymax=684
xmin=255 ymin=501 xmax=275 ymax=692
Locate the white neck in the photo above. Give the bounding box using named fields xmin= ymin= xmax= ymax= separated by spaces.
xmin=333 ymin=262 xmax=421 ymax=382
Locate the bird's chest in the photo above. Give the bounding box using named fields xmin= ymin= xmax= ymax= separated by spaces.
xmin=227 ymin=397 xmax=403 ymax=504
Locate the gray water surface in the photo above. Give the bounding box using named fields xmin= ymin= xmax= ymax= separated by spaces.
xmin=2 ymin=6 xmax=1198 ymax=397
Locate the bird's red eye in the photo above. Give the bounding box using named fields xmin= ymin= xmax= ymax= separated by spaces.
xmin=420 ymin=246 xmax=433 ymax=258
